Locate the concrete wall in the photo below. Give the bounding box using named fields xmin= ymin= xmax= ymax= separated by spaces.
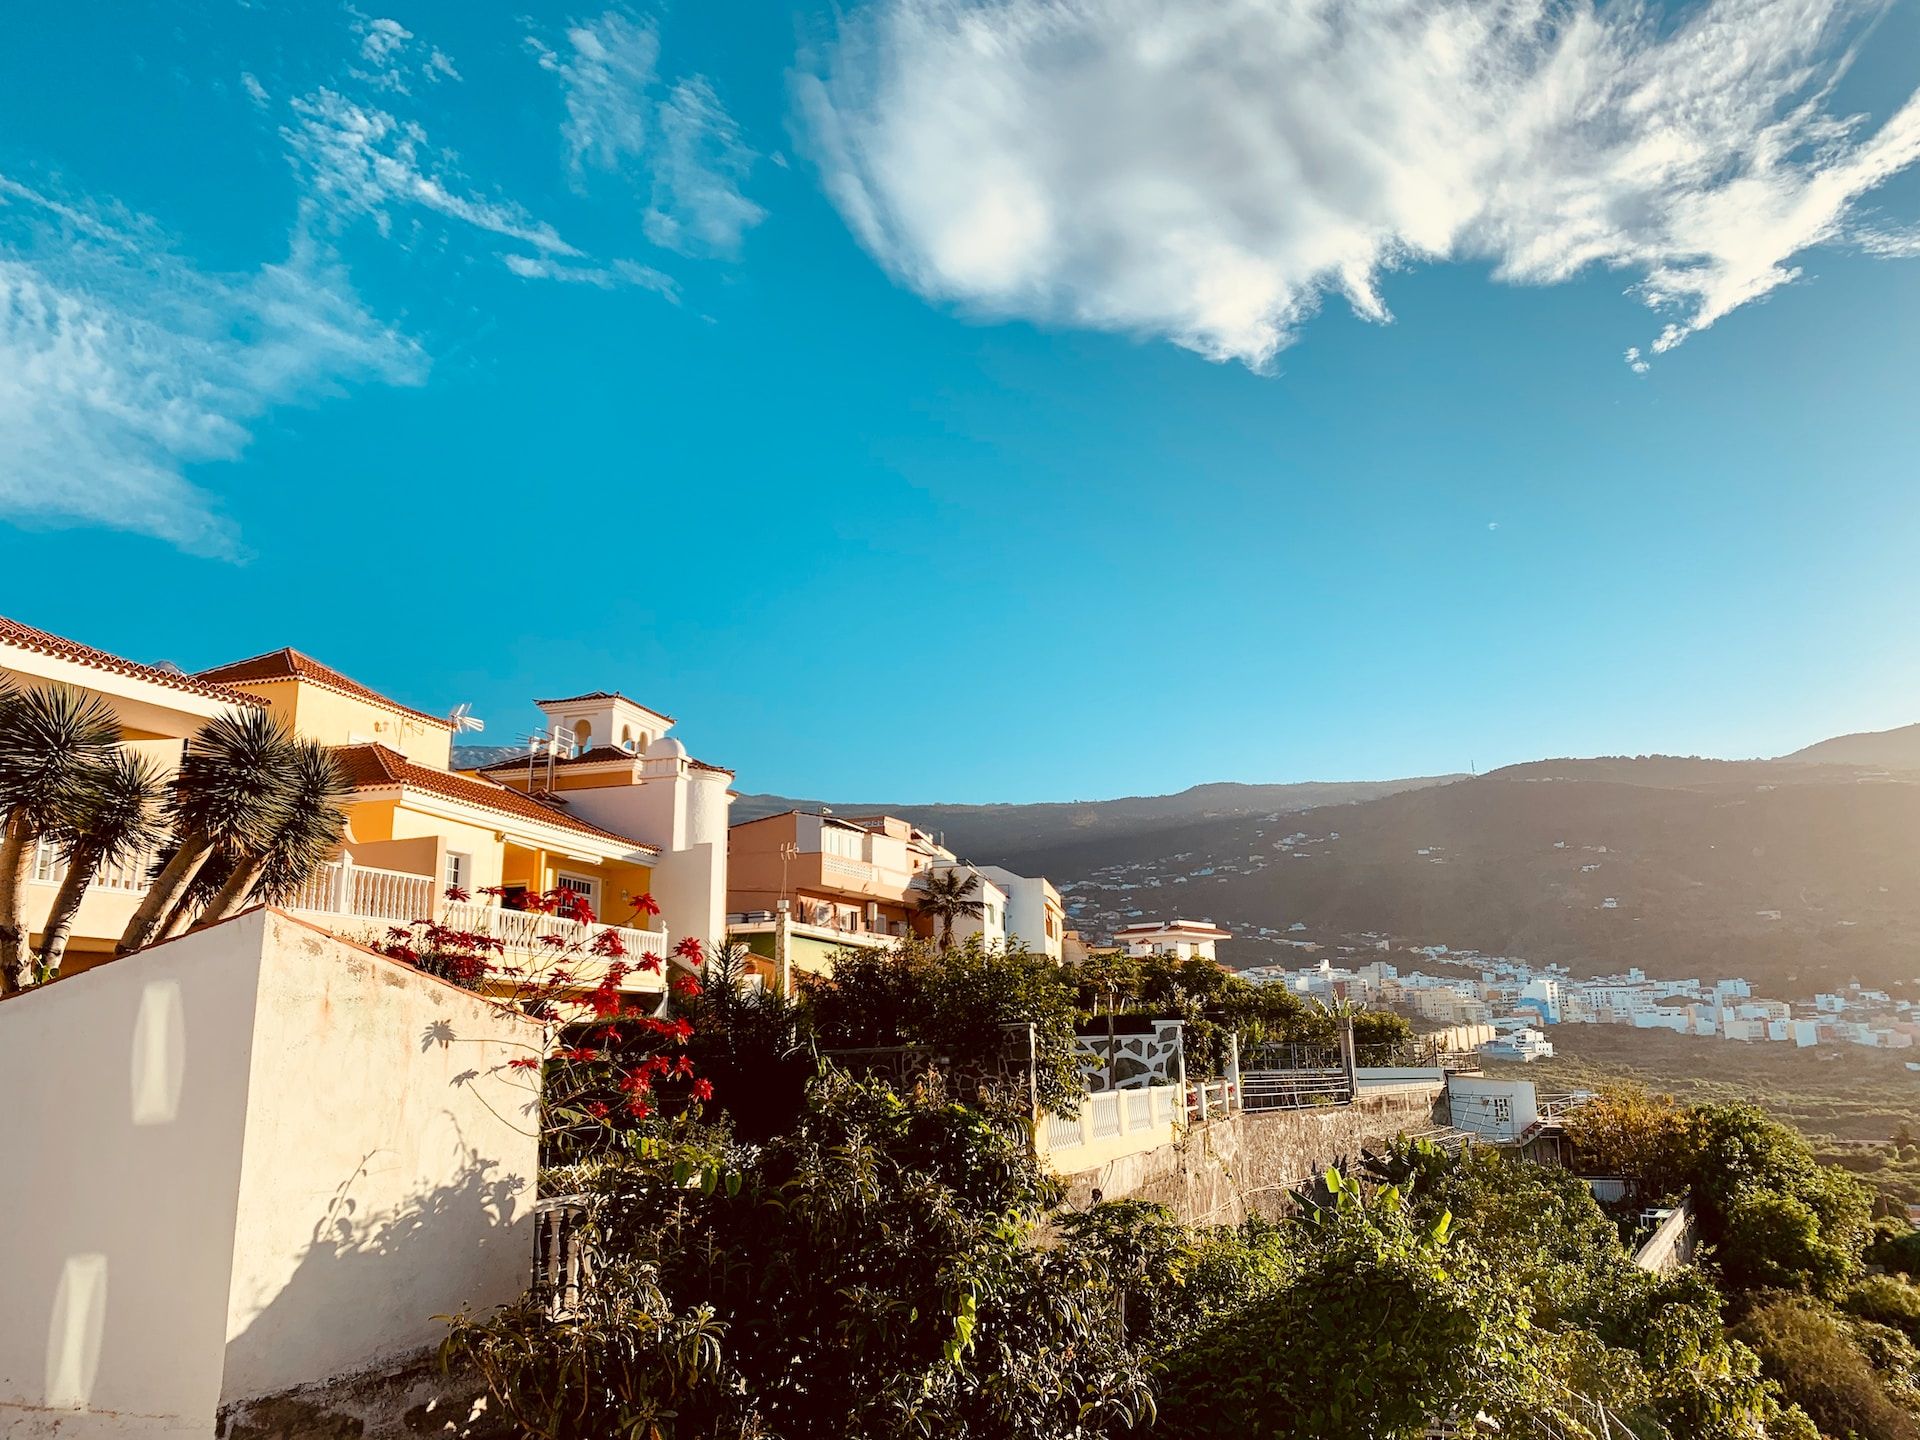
xmin=0 ymin=910 xmax=543 ymax=1438
xmin=220 ymin=916 xmax=542 ymax=1402
xmin=1056 ymin=1085 xmax=1447 ymax=1226
xmin=0 ymin=915 xmax=265 ymax=1438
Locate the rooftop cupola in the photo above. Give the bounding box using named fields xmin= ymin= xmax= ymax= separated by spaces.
xmin=533 ymin=690 xmax=675 ymax=756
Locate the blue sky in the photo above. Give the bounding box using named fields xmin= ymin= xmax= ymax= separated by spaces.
xmin=2 ymin=0 xmax=1918 ymax=802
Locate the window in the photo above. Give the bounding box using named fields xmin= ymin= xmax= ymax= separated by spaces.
xmin=821 ymin=826 xmax=863 ymax=860
xmin=446 ymin=852 xmax=472 ymax=894
xmin=556 ymin=872 xmax=599 ymax=908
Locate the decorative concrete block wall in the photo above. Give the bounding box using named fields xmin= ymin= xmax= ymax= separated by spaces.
xmin=1076 ymin=1020 xmax=1184 ymax=1090
xmin=0 ymin=909 xmax=542 ymax=1438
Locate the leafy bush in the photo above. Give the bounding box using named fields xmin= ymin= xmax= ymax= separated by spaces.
xmin=802 ymin=936 xmax=1085 ymax=1116
xmin=1849 ymin=1276 xmax=1920 ymax=1346
xmin=1155 ymin=1169 xmax=1563 ymax=1440
xmin=449 ymin=1073 xmax=1152 ymax=1440
xmin=1734 ymin=1296 xmax=1920 ymax=1440
xmin=1071 ymin=949 xmax=1409 ymax=1076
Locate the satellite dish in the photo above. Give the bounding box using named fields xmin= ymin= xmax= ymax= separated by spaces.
xmin=447 ymin=703 xmax=486 ymax=734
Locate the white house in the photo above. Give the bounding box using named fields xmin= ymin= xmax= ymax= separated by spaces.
xmin=1113 ymin=919 xmax=1233 ymax=962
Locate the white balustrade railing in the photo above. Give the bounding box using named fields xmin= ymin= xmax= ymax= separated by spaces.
xmin=29 ymin=838 xmax=156 ymax=893
xmin=442 ymin=900 xmax=670 ymax=987
xmin=1043 ymin=1086 xmax=1181 ymax=1156
xmin=289 ymin=859 xmax=437 ymax=926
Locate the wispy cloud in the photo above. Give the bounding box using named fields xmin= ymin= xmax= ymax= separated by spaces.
xmin=803 ymin=0 xmax=1920 ymax=370
xmin=287 ymin=88 xmax=581 ymax=256
xmin=501 ymin=252 xmax=680 ymax=298
xmin=348 ymin=10 xmax=462 ymax=93
xmin=536 ymin=11 xmax=765 ymax=259
xmin=0 ymin=10 xmax=648 ymax=556
xmin=644 ymin=76 xmax=765 ymax=258
xmin=0 ymin=177 xmax=419 ymax=557
xmin=532 ymin=12 xmax=660 ymax=176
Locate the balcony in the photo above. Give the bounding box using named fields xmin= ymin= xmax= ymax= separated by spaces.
xmin=726 ymin=909 xmax=907 ymax=951
xmin=287 ymin=860 xmax=670 ymax=993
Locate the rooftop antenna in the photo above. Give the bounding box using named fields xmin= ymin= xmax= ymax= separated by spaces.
xmin=447 ymin=703 xmax=485 ymax=735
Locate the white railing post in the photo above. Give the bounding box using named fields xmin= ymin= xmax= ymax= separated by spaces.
xmin=331 ymin=856 xmax=354 ymax=917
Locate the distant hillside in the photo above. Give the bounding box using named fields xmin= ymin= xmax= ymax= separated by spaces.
xmin=725 ymin=776 xmax=1464 ymax=857
xmin=1780 ymin=722 xmax=1920 ymax=771
xmin=1002 ymin=756 xmax=1920 ymax=998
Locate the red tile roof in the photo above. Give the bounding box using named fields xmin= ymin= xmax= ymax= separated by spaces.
xmin=535 ymin=689 xmax=676 ymax=723
xmin=197 ymin=648 xmax=453 ymax=729
xmin=478 ymin=746 xmax=734 ymax=779
xmin=475 ymin=744 xmax=639 ymax=773
xmin=334 ymin=744 xmax=659 ymax=853
xmin=0 ymin=614 xmax=263 ymax=708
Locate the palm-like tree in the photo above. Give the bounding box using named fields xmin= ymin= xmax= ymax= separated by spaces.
xmin=117 ymin=709 xmax=297 ymax=957
xmin=914 ymin=867 xmax=986 ymax=949
xmin=33 ymin=749 xmax=169 ymax=982
xmin=190 ymin=740 xmax=348 ymax=929
xmin=0 ymin=683 xmax=122 ymax=992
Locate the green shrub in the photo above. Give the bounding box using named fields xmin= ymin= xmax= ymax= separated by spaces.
xmin=1733 ymin=1296 xmax=1920 ymax=1440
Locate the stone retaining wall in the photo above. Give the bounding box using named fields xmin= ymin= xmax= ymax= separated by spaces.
xmin=1056 ymin=1084 xmax=1447 ymax=1225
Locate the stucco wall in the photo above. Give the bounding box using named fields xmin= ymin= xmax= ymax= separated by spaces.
xmin=0 ymin=909 xmax=543 ymax=1438
xmin=221 ymin=914 xmax=542 ymax=1402
xmin=1055 ymin=1086 xmax=1447 ymax=1226
xmin=0 ymin=915 xmax=265 ymax=1438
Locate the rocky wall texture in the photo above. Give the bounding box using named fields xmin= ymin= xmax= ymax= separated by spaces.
xmin=1056 ymin=1085 xmax=1446 ymax=1225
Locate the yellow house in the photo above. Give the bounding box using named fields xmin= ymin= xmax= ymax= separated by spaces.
xmin=2 ymin=619 xmax=691 ymax=996
xmin=1 ymin=615 xmax=258 ymax=975
xmin=195 ymin=649 xmax=671 ymax=990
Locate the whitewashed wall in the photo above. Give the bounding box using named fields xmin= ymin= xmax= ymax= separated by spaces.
xmin=0 ymin=909 xmax=543 ymax=1438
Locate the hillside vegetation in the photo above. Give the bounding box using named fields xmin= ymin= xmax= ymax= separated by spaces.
xmin=995 ymin=756 xmax=1920 ymax=996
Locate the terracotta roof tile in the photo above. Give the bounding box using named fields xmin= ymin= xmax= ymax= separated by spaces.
xmin=198 ymin=648 xmax=453 ymax=729
xmin=0 ymin=614 xmax=263 ymax=709
xmin=475 ymin=744 xmax=639 ymax=773
xmin=534 ymin=689 xmax=676 ymax=723
xmin=334 ymin=744 xmax=659 ymax=853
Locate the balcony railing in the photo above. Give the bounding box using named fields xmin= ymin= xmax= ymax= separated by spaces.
xmin=443 ymin=899 xmax=669 ymax=979
xmin=289 ymin=859 xmax=437 ymax=926
xmin=1041 ymin=1086 xmax=1181 ymax=1156
xmin=29 ymin=838 xmax=155 ymax=894
xmin=284 ymin=860 xmax=669 ymax=991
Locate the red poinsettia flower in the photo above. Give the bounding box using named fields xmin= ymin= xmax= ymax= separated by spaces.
xmin=585 ymin=1100 xmax=610 ymax=1120
xmin=507 ymin=1056 xmax=541 ymax=1072
xmin=690 ymin=1078 xmax=714 ymax=1103
xmin=631 ymin=891 xmax=662 ymax=919
xmin=443 ymin=884 xmax=471 ymax=903
xmin=673 ymin=935 xmax=705 ymax=964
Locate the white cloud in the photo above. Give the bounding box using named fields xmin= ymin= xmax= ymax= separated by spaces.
xmin=0 ymin=178 xmax=420 ymax=556
xmin=643 ymin=77 xmax=766 ymax=258
xmin=241 ymin=72 xmax=270 ymax=107
xmin=349 ymin=11 xmax=462 ymax=93
xmin=537 ymin=12 xmax=661 ymax=177
xmin=803 ymin=0 xmax=1920 ymax=368
xmin=287 ymin=88 xmax=581 ymax=257
xmin=501 ymin=252 xmax=681 ymax=298
xmin=359 ymin=16 xmax=412 ymax=68
xmin=538 ymin=12 xmax=765 ymax=257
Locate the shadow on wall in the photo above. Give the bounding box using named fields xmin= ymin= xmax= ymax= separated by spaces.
xmin=223 ymin=1143 xmax=530 ymax=1400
